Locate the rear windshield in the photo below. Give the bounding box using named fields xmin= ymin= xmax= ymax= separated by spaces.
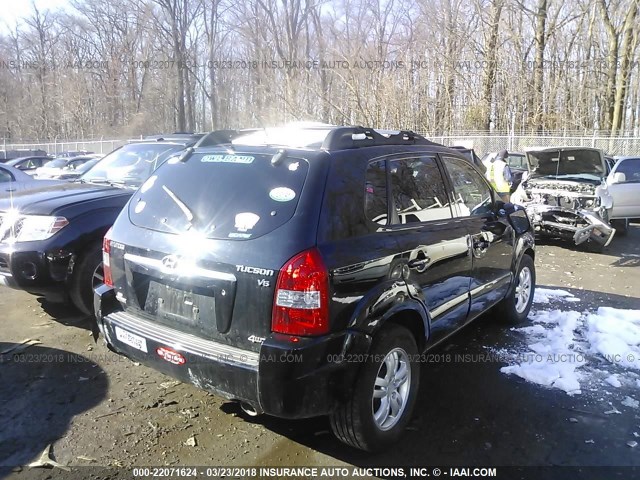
xmin=507 ymin=154 xmax=526 ymax=169
xmin=129 ymin=152 xmax=309 ymax=240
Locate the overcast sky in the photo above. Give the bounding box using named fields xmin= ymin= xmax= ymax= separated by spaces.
xmin=0 ymin=0 xmax=69 ymax=28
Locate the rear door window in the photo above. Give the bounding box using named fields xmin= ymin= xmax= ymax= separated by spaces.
xmin=129 ymin=152 xmax=309 ymax=240
xmin=365 ymin=160 xmax=388 ymax=225
xmin=388 ymin=157 xmax=452 ymax=224
xmin=0 ymin=169 xmax=14 ymax=182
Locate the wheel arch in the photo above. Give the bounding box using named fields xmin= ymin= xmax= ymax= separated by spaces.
xmin=376 ymin=302 xmax=430 ymax=352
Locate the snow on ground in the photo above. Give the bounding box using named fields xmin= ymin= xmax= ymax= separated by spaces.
xmin=496 ymin=288 xmax=640 ymax=400
xmin=585 ymin=307 xmax=640 ymax=370
xmin=532 ymin=288 xmax=580 ymax=304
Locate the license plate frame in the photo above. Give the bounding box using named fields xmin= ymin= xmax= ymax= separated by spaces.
xmin=114 ymin=326 xmax=148 ymax=353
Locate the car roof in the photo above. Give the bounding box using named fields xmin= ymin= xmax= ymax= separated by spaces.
xmin=524 ymin=146 xmax=603 ymax=153
xmin=7 ymin=155 xmax=51 ymax=162
xmin=194 ymin=125 xmax=462 ymax=158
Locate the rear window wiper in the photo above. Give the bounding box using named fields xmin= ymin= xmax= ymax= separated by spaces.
xmin=161 ymin=185 xmax=197 ymax=227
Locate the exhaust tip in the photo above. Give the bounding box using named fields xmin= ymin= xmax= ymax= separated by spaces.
xmin=239 ymin=402 xmax=262 ymax=417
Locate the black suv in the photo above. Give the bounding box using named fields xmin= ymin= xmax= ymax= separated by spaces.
xmin=0 ymin=134 xmax=202 ymax=315
xmin=95 ymin=126 xmax=535 ymax=451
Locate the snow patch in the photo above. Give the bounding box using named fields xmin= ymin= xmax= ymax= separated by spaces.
xmin=533 ymin=288 xmax=579 ymax=304
xmin=585 ymin=307 xmax=640 ymax=370
xmin=500 ymin=309 xmax=584 ymax=395
xmin=605 ymin=374 xmax=622 ymax=388
xmin=500 ymin=304 xmax=640 ymax=397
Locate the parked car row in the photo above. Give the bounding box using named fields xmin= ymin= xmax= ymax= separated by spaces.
xmin=0 ymin=134 xmax=202 ymax=314
xmin=0 ymin=163 xmax=67 ymax=193
xmin=34 ymin=154 xmax=102 ymax=179
xmin=0 ymin=126 xmax=637 ymax=453
xmin=2 ymin=150 xmax=99 ymax=178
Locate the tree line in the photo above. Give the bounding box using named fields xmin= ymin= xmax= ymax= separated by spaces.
xmin=0 ymin=0 xmax=638 ymax=141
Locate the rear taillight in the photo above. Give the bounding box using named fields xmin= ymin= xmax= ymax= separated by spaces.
xmin=272 ymin=248 xmax=329 ymax=336
xmin=102 ymin=228 xmax=113 ymax=287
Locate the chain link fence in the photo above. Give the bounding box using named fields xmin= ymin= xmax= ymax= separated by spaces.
xmin=3 ymin=134 xmax=640 ymax=157
xmin=421 ymin=134 xmax=640 ymax=157
xmin=1 ymin=139 xmax=130 ymax=156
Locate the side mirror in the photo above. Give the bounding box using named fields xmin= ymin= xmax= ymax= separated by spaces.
xmin=496 ymin=201 xmax=531 ymax=234
xmin=521 ymin=171 xmax=530 ymax=181
xmin=610 ymin=172 xmax=626 ymax=184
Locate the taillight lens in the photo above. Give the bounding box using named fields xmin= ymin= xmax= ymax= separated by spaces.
xmin=102 ymin=228 xmax=113 ymax=287
xmin=272 ymin=248 xmax=329 ymax=336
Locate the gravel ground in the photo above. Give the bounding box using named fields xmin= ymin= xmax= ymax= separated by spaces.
xmin=1 ymin=224 xmax=639 ymax=479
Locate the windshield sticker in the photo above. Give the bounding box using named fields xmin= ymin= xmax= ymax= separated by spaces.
xmin=134 ymin=201 xmax=146 ymax=214
xmin=288 ymin=162 xmax=299 ymax=171
xmin=269 ymin=187 xmax=296 ymax=202
xmin=140 ymin=175 xmax=157 ymax=193
xmin=228 ymin=232 xmax=252 ymax=239
xmin=234 ymin=212 xmax=260 ymax=232
xmin=201 ymin=154 xmax=255 ymax=164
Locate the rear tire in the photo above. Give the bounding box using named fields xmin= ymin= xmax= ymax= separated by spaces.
xmin=611 ymin=219 xmax=629 ymax=236
xmin=496 ymin=254 xmax=535 ymax=324
xmin=330 ymin=324 xmax=420 ymax=452
xmin=69 ymin=244 xmax=103 ymax=316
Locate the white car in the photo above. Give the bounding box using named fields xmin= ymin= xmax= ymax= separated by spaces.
xmin=607 ymin=156 xmax=640 ymax=235
xmin=511 ymin=147 xmax=615 ymax=249
xmin=35 ymin=155 xmax=101 ymax=179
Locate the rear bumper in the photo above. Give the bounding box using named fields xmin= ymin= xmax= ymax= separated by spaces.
xmin=94 ymin=285 xmax=371 ymax=419
xmin=527 ymin=205 xmax=615 ymax=246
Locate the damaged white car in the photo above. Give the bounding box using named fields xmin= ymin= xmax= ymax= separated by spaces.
xmin=511 ymin=147 xmax=615 ymax=250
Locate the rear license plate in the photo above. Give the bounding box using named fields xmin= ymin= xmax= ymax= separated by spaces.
xmin=115 ymin=326 xmax=148 ymax=353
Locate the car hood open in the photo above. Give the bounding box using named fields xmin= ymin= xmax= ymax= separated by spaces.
xmin=526 ymin=148 xmax=606 ymax=180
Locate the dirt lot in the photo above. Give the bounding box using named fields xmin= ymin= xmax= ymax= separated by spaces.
xmin=1 ymin=225 xmax=640 ymax=479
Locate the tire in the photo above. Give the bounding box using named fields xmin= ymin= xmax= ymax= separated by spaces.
xmin=611 ymin=219 xmax=629 ymax=236
xmin=330 ymin=324 xmax=420 ymax=452
xmin=69 ymin=243 xmax=104 ymax=316
xmin=496 ymin=254 xmax=535 ymax=324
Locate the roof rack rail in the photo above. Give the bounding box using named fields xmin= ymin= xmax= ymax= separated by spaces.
xmin=140 ymin=133 xmax=205 ymax=142
xmin=321 ymin=126 xmax=441 ymax=150
xmin=195 ymin=129 xmax=261 ymax=148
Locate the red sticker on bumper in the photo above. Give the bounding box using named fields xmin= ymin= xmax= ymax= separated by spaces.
xmin=156 ymin=347 xmax=186 ymax=365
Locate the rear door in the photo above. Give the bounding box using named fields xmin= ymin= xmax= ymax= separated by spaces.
xmin=0 ymin=168 xmax=19 ymax=193
xmin=111 ymin=150 xmax=315 ymax=353
xmin=385 ymin=154 xmax=472 ymax=344
xmin=608 ymin=158 xmax=640 ymax=219
xmin=440 ymin=156 xmax=514 ymax=317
